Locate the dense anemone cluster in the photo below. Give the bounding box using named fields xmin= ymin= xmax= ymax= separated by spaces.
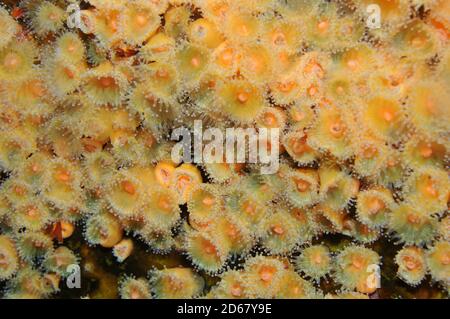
xmin=0 ymin=0 xmax=449 ymax=299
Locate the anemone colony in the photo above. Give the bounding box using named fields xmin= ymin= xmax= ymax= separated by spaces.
xmin=0 ymin=0 xmax=448 ymax=299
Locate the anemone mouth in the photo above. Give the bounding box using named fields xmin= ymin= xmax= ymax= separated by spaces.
xmin=3 ymin=52 xmax=21 ymax=69
xmin=403 ymin=256 xmax=420 ymax=271
xmin=156 ymin=195 xmax=171 ymax=212
xmin=295 ymin=178 xmax=311 ymax=192
xmin=258 ymin=266 xmax=276 ymax=283
xmin=84 ymin=72 xmax=125 ymax=105
xmin=317 ymin=20 xmax=329 ymax=33
xmin=120 ymin=180 xmax=136 ymax=195
xmin=290 ymin=136 xmax=306 ymax=154
xmin=96 ymin=76 xmax=117 ymax=89
xmin=367 ymin=197 xmax=385 ymax=215
xmin=230 ymin=284 xmax=243 ymax=297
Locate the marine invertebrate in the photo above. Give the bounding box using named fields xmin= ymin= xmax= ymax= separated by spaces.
xmin=402 ymin=137 xmax=447 ymax=170
xmin=295 ymin=245 xmax=333 ymax=282
xmin=261 ymin=16 xmax=302 ymax=55
xmin=228 ymin=191 xmax=269 ymax=238
xmin=41 ymin=158 xmax=84 ymax=210
xmin=406 ymin=79 xmax=449 ymax=140
xmin=217 ymin=79 xmax=266 ymax=124
xmin=426 ymin=241 xmax=450 ymax=284
xmin=82 ymin=62 xmax=128 ymax=107
xmin=318 ymin=165 xmax=359 ymax=211
xmin=285 ymin=168 xmax=319 ymax=208
xmin=30 ymin=1 xmax=67 ymax=36
xmin=84 ymin=211 xmax=123 ymax=248
xmin=392 ymin=20 xmax=442 ymax=62
xmin=54 ymin=32 xmax=86 ymax=65
xmin=120 ymin=0 xmax=160 ymax=46
xmin=139 ymin=32 xmax=176 ymax=63
xmin=358 ymin=95 xmax=406 ymax=143
xmin=9 ymin=200 xmax=51 ymax=231
xmin=239 ymin=44 xmax=273 ymax=85
xmin=1 ymin=76 xmax=53 ymax=117
xmin=0 ymin=6 xmax=19 ymax=49
xmin=388 ymin=203 xmax=438 ymax=245
xmin=6 ymin=265 xmax=59 ymax=298
xmin=283 ymin=130 xmax=318 ymax=165
xmin=149 ymin=267 xmax=205 ymax=299
xmin=333 ymin=44 xmax=378 ymax=76
xmin=43 ymin=246 xmax=79 ymax=277
xmin=308 ymin=104 xmax=354 ymax=160
xmin=403 ymin=167 xmax=449 ymax=215
xmin=353 ymin=0 xmax=410 ymax=28
xmin=0 ymin=127 xmax=37 ymax=171
xmin=395 ymin=246 xmax=427 ymax=286
xmin=119 ymin=276 xmax=151 ymax=299
xmin=0 ymin=235 xmax=19 ymax=280
xmin=188 ymin=18 xmax=224 ymax=49
xmin=42 ymin=57 xmax=86 ymax=98
xmin=171 ymin=163 xmax=203 ymax=204
xmin=438 ymin=215 xmax=450 ymax=242
xmin=141 ymin=187 xmax=181 ymax=231
xmin=303 ymin=2 xmax=344 ymax=52
xmin=186 ymin=183 xmax=220 ymax=228
xmin=16 ymin=231 xmax=54 ymax=262
xmin=211 ymin=40 xmax=241 ymax=77
xmin=113 ymin=238 xmax=134 ymax=263
xmin=91 ymin=5 xmax=122 ymax=46
xmin=82 ymin=150 xmax=115 ymax=190
xmin=2 ymin=178 xmax=33 ymax=208
xmin=184 ymin=227 xmax=230 ymax=274
xmin=0 ymin=0 xmax=448 ymax=301
xmin=223 ymin=8 xmax=261 ymax=45
xmin=175 ymin=43 xmax=211 ymax=88
xmin=164 ymin=5 xmax=192 ymax=40
xmin=335 ymin=246 xmax=381 ymax=294
xmin=276 ymin=270 xmax=320 ymax=299
xmin=242 ymin=256 xmax=286 ymax=298
xmin=375 ymin=149 xmax=406 ymax=188
xmin=356 ymin=187 xmax=394 ymax=229
xmin=209 ymin=270 xmax=250 ymax=299
xmin=105 ymin=170 xmax=145 ymax=218
xmin=260 ymin=207 xmax=303 ymax=255
xmin=352 ymin=132 xmax=390 ymax=178
xmin=0 ymin=39 xmax=37 ymax=83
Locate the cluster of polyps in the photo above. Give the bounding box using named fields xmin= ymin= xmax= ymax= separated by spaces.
xmin=0 ymin=0 xmax=448 ymax=299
